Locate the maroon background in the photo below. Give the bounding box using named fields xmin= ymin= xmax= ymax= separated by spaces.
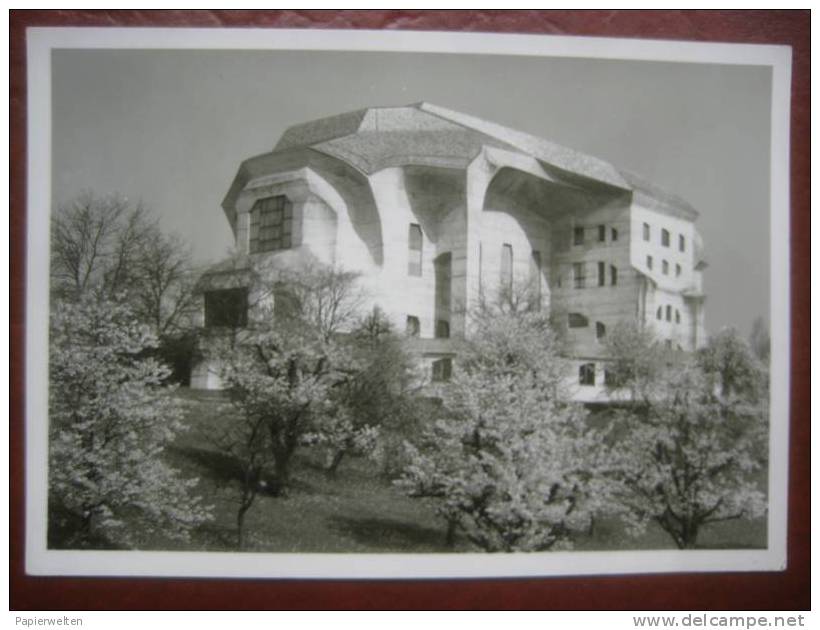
xmin=9 ymin=10 xmax=810 ymax=611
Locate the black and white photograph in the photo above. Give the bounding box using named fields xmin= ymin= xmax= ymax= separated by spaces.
xmin=24 ymin=26 xmax=792 ymax=579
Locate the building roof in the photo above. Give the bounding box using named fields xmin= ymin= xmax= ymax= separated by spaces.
xmin=619 ymin=170 xmax=700 ymax=221
xmin=272 ymin=102 xmax=630 ymax=189
xmin=226 ymin=103 xmax=699 ymax=223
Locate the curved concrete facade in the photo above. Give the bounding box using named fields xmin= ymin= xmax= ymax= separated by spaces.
xmin=193 ymin=103 xmax=707 ymax=401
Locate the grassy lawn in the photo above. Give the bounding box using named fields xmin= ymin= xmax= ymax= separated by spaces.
xmin=133 ymin=388 xmax=767 ymax=553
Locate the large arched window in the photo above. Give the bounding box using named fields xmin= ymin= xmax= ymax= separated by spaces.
xmin=249 ymin=195 xmax=293 ymax=254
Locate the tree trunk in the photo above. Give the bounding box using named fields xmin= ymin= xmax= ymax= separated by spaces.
xmin=445 ymin=518 xmax=458 ymax=548
xmin=325 ymin=449 xmax=345 ymax=477
xmin=237 ymin=503 xmax=250 ymax=550
xmin=272 ymin=450 xmax=292 ymax=492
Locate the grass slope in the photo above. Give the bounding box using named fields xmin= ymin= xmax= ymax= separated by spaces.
xmin=132 ymin=388 xmax=767 ymax=553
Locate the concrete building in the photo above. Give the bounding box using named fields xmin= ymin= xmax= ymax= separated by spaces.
xmin=191 ymin=103 xmax=707 ymax=400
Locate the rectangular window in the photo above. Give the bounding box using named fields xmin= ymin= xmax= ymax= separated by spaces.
xmin=530 ymin=250 xmax=542 ymax=307
xmin=597 ymin=261 xmax=606 ymax=286
xmin=406 ymin=315 xmax=420 ymax=337
xmin=610 ymin=264 xmax=618 ymax=286
xmin=579 ymin=363 xmax=595 ymax=386
xmin=598 ymin=225 xmax=606 ymax=242
xmin=204 ymin=288 xmax=248 ymax=328
xmin=500 ymin=244 xmax=513 ymax=291
xmin=568 ymin=313 xmax=589 ymax=328
xmin=611 ymin=227 xmax=618 ymax=242
xmin=679 ymin=234 xmax=686 ymax=252
xmin=647 ymin=255 xmax=653 ymax=270
xmin=676 ymin=263 xmax=682 ymax=277
xmin=408 ymin=223 xmax=423 ymax=276
xmin=666 ymin=305 xmax=672 ymax=322
xmin=249 ymin=195 xmax=292 ymax=254
xmin=435 ymin=319 xmax=450 ymax=339
xmin=431 ymin=358 xmax=452 ymax=382
xmin=572 ymin=262 xmax=586 ymax=289
xmin=643 ymin=222 xmax=650 ymax=241
xmin=662 ymin=259 xmax=669 ymax=275
xmin=661 ymin=228 xmax=670 ymax=247
xmin=573 ymin=226 xmax=585 ymax=246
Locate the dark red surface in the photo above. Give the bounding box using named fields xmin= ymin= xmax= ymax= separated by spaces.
xmin=9 ymin=10 xmax=810 ymax=610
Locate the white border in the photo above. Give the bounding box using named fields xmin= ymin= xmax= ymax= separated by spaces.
xmin=24 ymin=27 xmax=792 ymax=579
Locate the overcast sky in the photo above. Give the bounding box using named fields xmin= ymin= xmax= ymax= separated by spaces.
xmin=51 ymin=48 xmax=773 ymax=337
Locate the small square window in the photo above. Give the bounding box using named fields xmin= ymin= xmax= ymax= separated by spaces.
xmin=573 ymin=226 xmax=585 ymax=246
xmin=432 ymin=358 xmax=452 ymax=382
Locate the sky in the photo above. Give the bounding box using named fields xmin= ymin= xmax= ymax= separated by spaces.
xmin=51 ymin=48 xmax=773 ymax=337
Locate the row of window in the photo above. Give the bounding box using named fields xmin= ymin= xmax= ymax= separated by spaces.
xmin=567 ymin=313 xmax=606 ymax=340
xmin=657 ymin=305 xmax=682 ymax=324
xmin=579 ymin=362 xmax=616 ymax=387
xmin=405 ymin=315 xmax=450 ymax=339
xmin=564 ymin=261 xmax=618 ymax=289
xmin=573 ymin=224 xmax=619 ymax=246
xmin=643 ymin=222 xmax=686 ymax=252
xmin=646 ymin=255 xmax=683 ymax=277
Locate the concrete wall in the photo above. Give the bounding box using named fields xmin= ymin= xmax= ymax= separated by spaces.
xmin=630 ymin=204 xmax=702 ymax=350
xmin=550 ymin=199 xmax=637 ymax=362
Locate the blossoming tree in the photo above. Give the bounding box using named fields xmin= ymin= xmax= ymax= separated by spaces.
xmin=397 ymin=310 xmax=608 ymax=551
xmin=48 ymin=298 xmax=212 ymax=547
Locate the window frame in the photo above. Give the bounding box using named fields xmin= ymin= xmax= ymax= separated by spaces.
xmin=572 ymin=262 xmax=586 ymax=289
xmin=406 ymin=315 xmax=420 ymax=337
xmin=568 ymin=312 xmax=589 ymax=328
xmin=249 ymin=195 xmax=293 ymax=254
xmin=408 ymin=223 xmax=423 ymax=277
xmin=661 ymin=228 xmax=670 ymax=247
xmin=573 ymin=226 xmax=585 ymax=246
xmin=579 ymin=362 xmax=596 ymax=386
xmin=204 ymin=287 xmax=249 ymax=329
